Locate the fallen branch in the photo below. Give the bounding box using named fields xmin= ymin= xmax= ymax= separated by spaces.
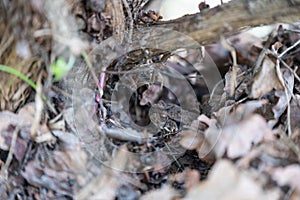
xmin=136 ymin=0 xmax=300 ymax=46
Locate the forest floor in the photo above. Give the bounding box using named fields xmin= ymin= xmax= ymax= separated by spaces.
xmin=1 ymin=0 xmax=300 ymax=199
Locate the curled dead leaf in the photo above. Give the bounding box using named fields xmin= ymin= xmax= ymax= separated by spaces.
xmin=22 ymin=131 xmax=87 ymax=196
xmin=272 ymin=69 xmax=294 ymax=119
xmin=251 ymin=57 xmax=283 ymax=98
xmin=273 ymin=165 xmax=300 ymax=193
xmin=185 ymin=160 xmax=280 ymax=200
xmin=203 ymin=101 xmax=274 ymax=158
xmin=179 ymin=130 xmax=204 ymax=150
xmin=290 ymin=95 xmax=300 ymax=134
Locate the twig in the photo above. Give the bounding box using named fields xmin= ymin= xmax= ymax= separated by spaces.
xmin=279 ymin=38 xmax=300 ymax=58
xmin=33 ymin=29 xmax=52 ymax=38
xmin=31 ymin=73 xmax=43 ymax=138
xmin=252 ymin=28 xmax=276 ymax=75
xmin=0 ymin=34 xmax=13 ymax=58
xmin=81 ymin=52 xmax=102 ymax=97
xmin=121 ymin=0 xmax=133 ymax=42
xmin=164 ymin=142 xmax=184 ymax=171
xmin=133 ymin=0 xmax=143 ymax=13
xmin=100 ymin=126 xmax=145 ymax=143
xmin=51 ymin=85 xmax=74 ymax=100
xmin=0 ymin=126 xmax=19 ymax=181
xmin=143 ymin=0 xmax=300 ymax=46
xmin=275 ymin=59 xmax=293 ymax=136
xmin=288 ymin=29 xmax=300 ymax=34
xmin=279 ymin=128 xmax=300 ymax=161
xmin=278 ymin=58 xmax=300 ymax=83
xmin=220 ymin=35 xmax=237 ymax=98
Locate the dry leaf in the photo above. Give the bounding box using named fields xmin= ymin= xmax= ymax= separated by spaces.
xmin=273 ymin=165 xmax=300 ymax=193
xmin=196 ymin=115 xmax=219 ymax=162
xmin=216 ymin=114 xmax=272 ymax=158
xmin=17 ymin=103 xmax=36 ymax=124
xmin=251 ymin=57 xmax=283 ymax=98
xmin=185 ymin=169 xmax=201 ymax=190
xmin=185 ymin=160 xmax=280 ymax=200
xmin=1 ymin=126 xmax=31 ymax=162
xmin=203 ymin=101 xmax=273 ymax=158
xmin=22 ymin=131 xmax=87 ymax=196
xmin=224 ymin=67 xmax=247 ymax=100
xmin=0 ymin=111 xmax=23 ymax=132
xmin=290 ymin=95 xmax=300 ymax=134
xmin=170 ymin=169 xmax=200 ymax=190
xmin=180 ymin=130 xmax=204 ymax=150
xmin=76 ymin=146 xmax=130 ymax=200
xmin=140 ymin=84 xmax=162 ymax=106
xmin=0 ymin=109 xmax=33 ymax=162
xmin=272 ymin=69 xmax=294 ymax=118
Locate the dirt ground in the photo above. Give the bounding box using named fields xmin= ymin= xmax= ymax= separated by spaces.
xmin=1 ymin=0 xmax=300 ymax=199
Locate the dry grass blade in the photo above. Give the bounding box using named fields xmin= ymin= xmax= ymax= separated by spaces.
xmin=30 ymin=74 xmax=43 ymax=138
xmin=220 ymin=35 xmax=237 ymax=98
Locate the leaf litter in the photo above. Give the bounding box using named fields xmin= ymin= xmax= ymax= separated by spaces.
xmin=1 ymin=0 xmax=300 ymax=199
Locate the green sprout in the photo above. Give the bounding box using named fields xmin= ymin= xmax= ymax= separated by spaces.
xmin=0 ymin=64 xmax=37 ymax=91
xmin=0 ymin=64 xmax=56 ymax=113
xmin=51 ymin=55 xmax=75 ymax=81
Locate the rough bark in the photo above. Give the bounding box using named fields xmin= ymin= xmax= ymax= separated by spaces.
xmin=136 ymin=0 xmax=300 ymax=46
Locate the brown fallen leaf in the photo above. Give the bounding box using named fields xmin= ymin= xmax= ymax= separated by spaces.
xmin=290 ymin=95 xmax=300 ymax=134
xmin=224 ymin=66 xmax=247 ymax=100
xmin=140 ymin=84 xmax=162 ymax=106
xmin=0 ymin=108 xmax=33 ymax=162
xmin=216 ymin=114 xmax=272 ymax=158
xmin=200 ymin=100 xmax=274 ymax=159
xmin=251 ymin=57 xmax=283 ymax=98
xmin=22 ymin=131 xmax=87 ymax=197
xmin=76 ymin=145 xmax=130 ymax=200
xmin=17 ymin=103 xmax=55 ymax=143
xmin=179 ymin=130 xmax=205 ymax=150
xmin=179 ymin=115 xmax=216 ymax=162
xmin=178 ymin=114 xmax=217 ymax=162
xmin=273 ymin=164 xmax=300 ymax=194
xmin=170 ymin=169 xmax=201 ymax=190
xmin=2 ymin=126 xmax=31 ymax=162
xmin=185 ymin=160 xmax=280 ymax=200
xmin=272 ymin=69 xmax=294 ymax=119
xmin=185 ymin=169 xmax=201 ymax=190
xmin=0 ymin=102 xmax=46 ymax=131
xmin=0 ymin=111 xmax=24 ymax=132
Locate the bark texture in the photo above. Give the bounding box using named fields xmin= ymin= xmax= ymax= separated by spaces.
xmin=137 ymin=0 xmax=300 ymax=45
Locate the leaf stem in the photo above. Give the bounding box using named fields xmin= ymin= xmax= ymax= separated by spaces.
xmin=0 ymin=64 xmax=37 ymax=91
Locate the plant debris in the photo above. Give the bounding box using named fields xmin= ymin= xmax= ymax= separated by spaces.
xmin=1 ymin=0 xmax=300 ymax=199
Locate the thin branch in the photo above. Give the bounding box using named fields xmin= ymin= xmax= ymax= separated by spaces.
xmin=137 ymin=0 xmax=300 ymax=46
xmin=121 ymin=0 xmax=133 ymax=42
xmin=0 ymin=127 xmax=19 ymax=181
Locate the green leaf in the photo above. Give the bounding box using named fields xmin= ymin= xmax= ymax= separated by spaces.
xmin=0 ymin=64 xmax=37 ymax=90
xmin=51 ymin=55 xmax=75 ymax=81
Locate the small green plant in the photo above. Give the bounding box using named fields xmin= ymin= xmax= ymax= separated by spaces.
xmin=0 ymin=64 xmax=56 ymax=113
xmin=0 ymin=64 xmax=37 ymax=91
xmin=50 ymin=55 xmax=75 ymax=81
